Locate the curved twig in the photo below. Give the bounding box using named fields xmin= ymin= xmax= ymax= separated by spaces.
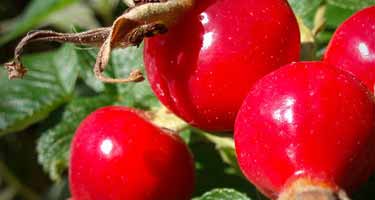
xmin=4 ymin=28 xmax=110 ymax=79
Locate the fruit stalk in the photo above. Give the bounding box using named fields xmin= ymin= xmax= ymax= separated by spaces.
xmin=4 ymin=0 xmax=195 ymax=83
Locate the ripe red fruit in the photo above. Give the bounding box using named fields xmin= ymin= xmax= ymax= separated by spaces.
xmin=144 ymin=0 xmax=300 ymax=132
xmin=324 ymin=6 xmax=375 ymax=94
xmin=235 ymin=62 xmax=375 ymax=199
xmin=69 ymin=106 xmax=195 ymax=200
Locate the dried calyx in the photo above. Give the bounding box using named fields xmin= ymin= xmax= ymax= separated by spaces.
xmin=4 ymin=0 xmax=195 ymax=83
xmin=277 ymin=177 xmax=351 ymax=200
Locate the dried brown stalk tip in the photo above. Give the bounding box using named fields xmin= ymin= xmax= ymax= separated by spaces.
xmin=277 ymin=178 xmax=351 ymax=200
xmin=4 ymin=61 xmax=27 ymax=79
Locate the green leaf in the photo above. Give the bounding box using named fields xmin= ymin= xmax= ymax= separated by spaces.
xmin=325 ymin=1 xmax=375 ymax=29
xmin=43 ymin=177 xmax=70 ymax=200
xmin=190 ymin=131 xmax=258 ymax=198
xmin=195 ymin=188 xmax=251 ymax=200
xmin=325 ymin=4 xmax=356 ymax=28
xmin=74 ymin=48 xmax=106 ymax=93
xmin=0 ymin=0 xmax=77 ymax=45
xmin=288 ymin=0 xmax=323 ymax=28
xmin=91 ymin=0 xmax=121 ymax=24
xmin=288 ymin=0 xmax=323 ymax=17
xmin=76 ymin=44 xmax=158 ymax=108
xmin=197 ymin=131 xmax=241 ymax=174
xmin=45 ymin=3 xmax=100 ymax=31
xmin=0 ymin=44 xmax=79 ymax=136
xmin=37 ymin=95 xmax=114 ymax=181
xmin=111 ymin=46 xmax=159 ymax=109
xmin=326 ymin=0 xmax=375 ymax=10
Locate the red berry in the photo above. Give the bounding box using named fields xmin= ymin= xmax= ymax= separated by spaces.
xmin=324 ymin=6 xmax=375 ymax=94
xmin=144 ymin=0 xmax=300 ymax=132
xmin=69 ymin=106 xmax=195 ymax=200
xmin=234 ymin=62 xmax=375 ymax=199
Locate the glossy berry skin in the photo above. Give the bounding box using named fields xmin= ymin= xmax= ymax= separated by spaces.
xmin=235 ymin=62 xmax=375 ymax=199
xmin=324 ymin=6 xmax=375 ymax=93
xmin=144 ymin=0 xmax=300 ymax=132
xmin=69 ymin=106 xmax=195 ymax=200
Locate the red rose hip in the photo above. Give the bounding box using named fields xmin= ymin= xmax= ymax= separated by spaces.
xmin=69 ymin=106 xmax=195 ymax=200
xmin=144 ymin=0 xmax=300 ymax=132
xmin=235 ymin=62 xmax=375 ymax=200
xmin=324 ymin=6 xmax=375 ymax=94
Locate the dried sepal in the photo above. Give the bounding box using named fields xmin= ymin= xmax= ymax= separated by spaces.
xmin=278 ymin=178 xmax=351 ymax=200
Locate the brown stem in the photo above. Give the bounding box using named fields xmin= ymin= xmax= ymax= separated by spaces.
xmin=125 ymin=0 xmax=169 ymax=7
xmin=4 ymin=28 xmax=110 ymax=79
xmin=4 ymin=0 xmax=194 ymax=83
xmin=277 ymin=177 xmax=351 ymax=200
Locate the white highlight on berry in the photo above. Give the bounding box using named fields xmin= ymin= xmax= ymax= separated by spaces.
xmin=100 ymin=139 xmax=114 ymax=156
xmin=273 ymin=97 xmax=295 ymax=124
xmin=203 ymin=32 xmax=214 ymax=50
xmin=358 ymin=42 xmax=370 ymax=58
xmin=200 ymin=13 xmax=209 ymax=25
